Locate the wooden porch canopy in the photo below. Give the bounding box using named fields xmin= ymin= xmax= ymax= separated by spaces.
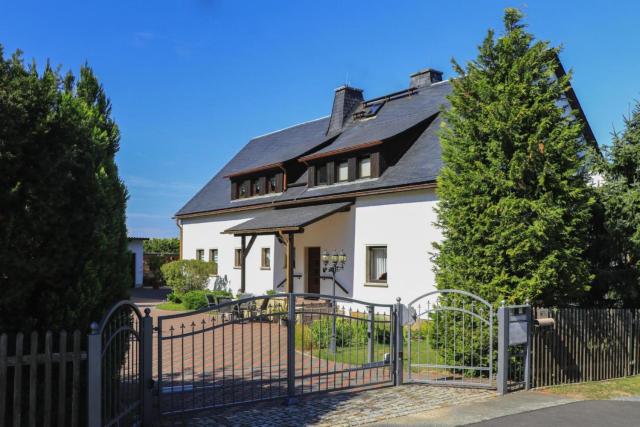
xmin=223 ymin=201 xmax=353 ymax=293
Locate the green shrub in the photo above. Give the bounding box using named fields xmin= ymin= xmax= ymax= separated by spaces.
xmin=160 ymin=260 xmax=217 ymax=294
xmin=181 ymin=290 xmax=209 ymax=310
xmin=172 ymin=289 xmax=233 ymax=311
xmin=167 ymin=292 xmax=181 ymax=303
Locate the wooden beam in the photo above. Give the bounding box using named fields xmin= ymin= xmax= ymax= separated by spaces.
xmin=286 ymin=232 xmax=295 ymax=293
xmin=244 ymin=235 xmax=257 ymax=257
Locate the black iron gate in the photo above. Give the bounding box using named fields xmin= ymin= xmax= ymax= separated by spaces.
xmin=405 ymin=289 xmax=495 ymax=388
xmin=155 ymin=293 xmax=397 ymax=415
xmin=88 ymin=302 xmax=152 ymax=426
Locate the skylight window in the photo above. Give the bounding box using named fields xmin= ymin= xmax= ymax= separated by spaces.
xmin=353 ymin=102 xmax=384 ymax=120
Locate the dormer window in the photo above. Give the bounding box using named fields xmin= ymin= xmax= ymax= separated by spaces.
xmin=230 ymin=172 xmax=283 ymax=200
xmin=316 ymin=164 xmax=328 ymax=185
xmin=358 ymin=156 xmax=371 ymax=179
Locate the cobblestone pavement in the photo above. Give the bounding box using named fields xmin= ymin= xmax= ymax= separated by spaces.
xmin=160 ymin=384 xmax=495 ymax=426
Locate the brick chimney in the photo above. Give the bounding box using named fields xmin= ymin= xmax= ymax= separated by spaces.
xmin=327 ymin=85 xmax=364 ymax=134
xmin=409 ymin=68 xmax=443 ymax=88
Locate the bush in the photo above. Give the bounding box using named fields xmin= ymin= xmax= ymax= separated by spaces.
xmin=160 ymin=260 xmax=217 ymax=294
xmin=181 ymin=291 xmax=209 ymax=310
xmin=179 ymin=289 xmax=233 ymax=311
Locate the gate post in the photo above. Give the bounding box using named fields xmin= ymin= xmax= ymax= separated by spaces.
xmin=524 ymin=302 xmax=532 ymax=390
xmin=286 ymin=293 xmax=297 ymax=404
xmin=394 ymin=298 xmax=403 ymax=386
xmin=87 ymin=322 xmax=101 ymax=427
xmin=367 ymin=305 xmax=374 ymax=364
xmin=497 ymin=301 xmax=509 ymax=395
xmin=142 ymin=308 xmax=153 ymax=425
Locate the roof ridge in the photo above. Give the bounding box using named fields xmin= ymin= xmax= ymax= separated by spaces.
xmin=250 ymin=115 xmax=330 ymax=141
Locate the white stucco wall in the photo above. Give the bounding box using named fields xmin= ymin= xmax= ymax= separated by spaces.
xmin=127 ymin=239 xmax=145 ymax=288
xmin=180 ymin=188 xmax=441 ymax=304
xmin=181 ymin=209 xmax=276 ymax=295
xmin=352 ymin=188 xmax=441 ymax=305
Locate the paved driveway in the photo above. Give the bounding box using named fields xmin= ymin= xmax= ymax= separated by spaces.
xmin=161 ymin=384 xmax=494 ymax=426
xmin=469 ymin=400 xmax=640 ymax=427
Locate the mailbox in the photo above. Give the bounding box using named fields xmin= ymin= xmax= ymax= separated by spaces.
xmin=509 ymin=313 xmax=529 ymax=345
xmin=534 ymin=317 xmax=555 ymax=328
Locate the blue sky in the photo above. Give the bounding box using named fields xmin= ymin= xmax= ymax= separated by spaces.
xmin=2 ymin=1 xmax=639 ymax=237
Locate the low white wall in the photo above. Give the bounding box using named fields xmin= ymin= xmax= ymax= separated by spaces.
xmin=181 ymin=209 xmax=275 ymax=296
xmin=127 ymin=240 xmax=144 ymax=287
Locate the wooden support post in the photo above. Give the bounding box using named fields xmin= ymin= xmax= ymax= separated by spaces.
xmin=287 ymin=232 xmax=295 ymax=293
xmin=240 ymin=235 xmax=256 ymax=294
xmin=240 ymin=235 xmax=246 ymax=293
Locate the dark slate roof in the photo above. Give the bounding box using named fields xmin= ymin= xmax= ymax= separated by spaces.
xmin=176 ymin=116 xmax=332 ymax=215
xmin=308 ymin=82 xmax=451 ymax=158
xmin=176 ymin=81 xmax=452 ymax=217
xmin=223 ymin=201 xmax=353 ymax=234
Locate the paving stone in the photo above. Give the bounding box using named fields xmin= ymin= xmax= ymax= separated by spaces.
xmin=161 ymin=384 xmax=494 ymax=426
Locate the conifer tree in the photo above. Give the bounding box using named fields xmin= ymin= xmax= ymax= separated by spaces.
xmin=433 ymin=9 xmax=594 ymax=306
xmin=0 ymin=47 xmax=129 ymax=332
xmin=591 ymin=102 xmax=640 ymax=306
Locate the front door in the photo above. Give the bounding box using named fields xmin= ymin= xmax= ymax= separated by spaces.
xmin=306 ymin=247 xmax=321 ymax=293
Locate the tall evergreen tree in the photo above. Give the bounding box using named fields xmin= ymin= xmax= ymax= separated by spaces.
xmin=591 ymin=102 xmax=640 ymax=306
xmin=0 ymin=47 xmax=129 ymax=332
xmin=433 ymin=9 xmax=594 ymax=306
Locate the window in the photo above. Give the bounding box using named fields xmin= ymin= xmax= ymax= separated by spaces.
xmin=196 ymin=249 xmax=205 ymax=261
xmin=353 ymin=102 xmax=384 ymax=119
xmin=261 ymin=248 xmax=271 ymax=269
xmin=268 ymin=176 xmax=277 ymax=193
xmin=337 ymin=161 xmax=349 ymax=182
xmin=358 ymin=156 xmax=371 ymax=179
xmin=366 ymin=246 xmax=387 ymax=284
xmin=253 ymin=179 xmax=261 ymax=195
xmin=234 ymin=248 xmax=242 ymax=268
xmin=209 ymin=249 xmax=218 ymax=264
xmin=238 ymin=183 xmax=247 ymax=198
xmin=316 ymin=164 xmax=328 ymax=185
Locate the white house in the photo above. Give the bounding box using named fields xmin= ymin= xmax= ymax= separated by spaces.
xmin=175 ymin=66 xmax=596 ymax=305
xmin=127 ymin=237 xmax=147 ymax=288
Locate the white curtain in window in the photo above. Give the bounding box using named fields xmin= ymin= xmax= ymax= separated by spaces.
xmin=359 ymin=157 xmax=371 ymax=178
xmin=369 ymin=247 xmax=387 ymax=281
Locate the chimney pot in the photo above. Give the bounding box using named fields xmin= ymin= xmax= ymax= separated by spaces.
xmin=410 ymin=68 xmax=443 ymax=88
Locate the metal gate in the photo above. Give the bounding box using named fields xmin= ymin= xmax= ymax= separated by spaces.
xmin=88 ymin=302 xmax=153 ymax=426
xmin=405 ymin=289 xmax=494 ymax=388
xmin=156 ymin=293 xmax=397 ymax=415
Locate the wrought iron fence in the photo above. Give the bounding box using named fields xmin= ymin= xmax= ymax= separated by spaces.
xmin=156 ymin=293 xmax=396 ymax=415
xmin=405 ymin=290 xmax=495 ymax=389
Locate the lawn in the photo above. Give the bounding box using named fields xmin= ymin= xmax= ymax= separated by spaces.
xmin=542 ymin=375 xmax=640 ymax=400
xmin=295 ymin=337 xmax=442 ymax=367
xmin=156 ymin=301 xmax=187 ymax=311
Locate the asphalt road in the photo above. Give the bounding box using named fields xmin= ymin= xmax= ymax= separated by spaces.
xmin=468 ymin=400 xmax=640 ymax=427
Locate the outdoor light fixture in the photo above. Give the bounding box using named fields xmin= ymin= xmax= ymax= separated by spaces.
xmin=322 ymin=249 xmax=347 ymax=353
